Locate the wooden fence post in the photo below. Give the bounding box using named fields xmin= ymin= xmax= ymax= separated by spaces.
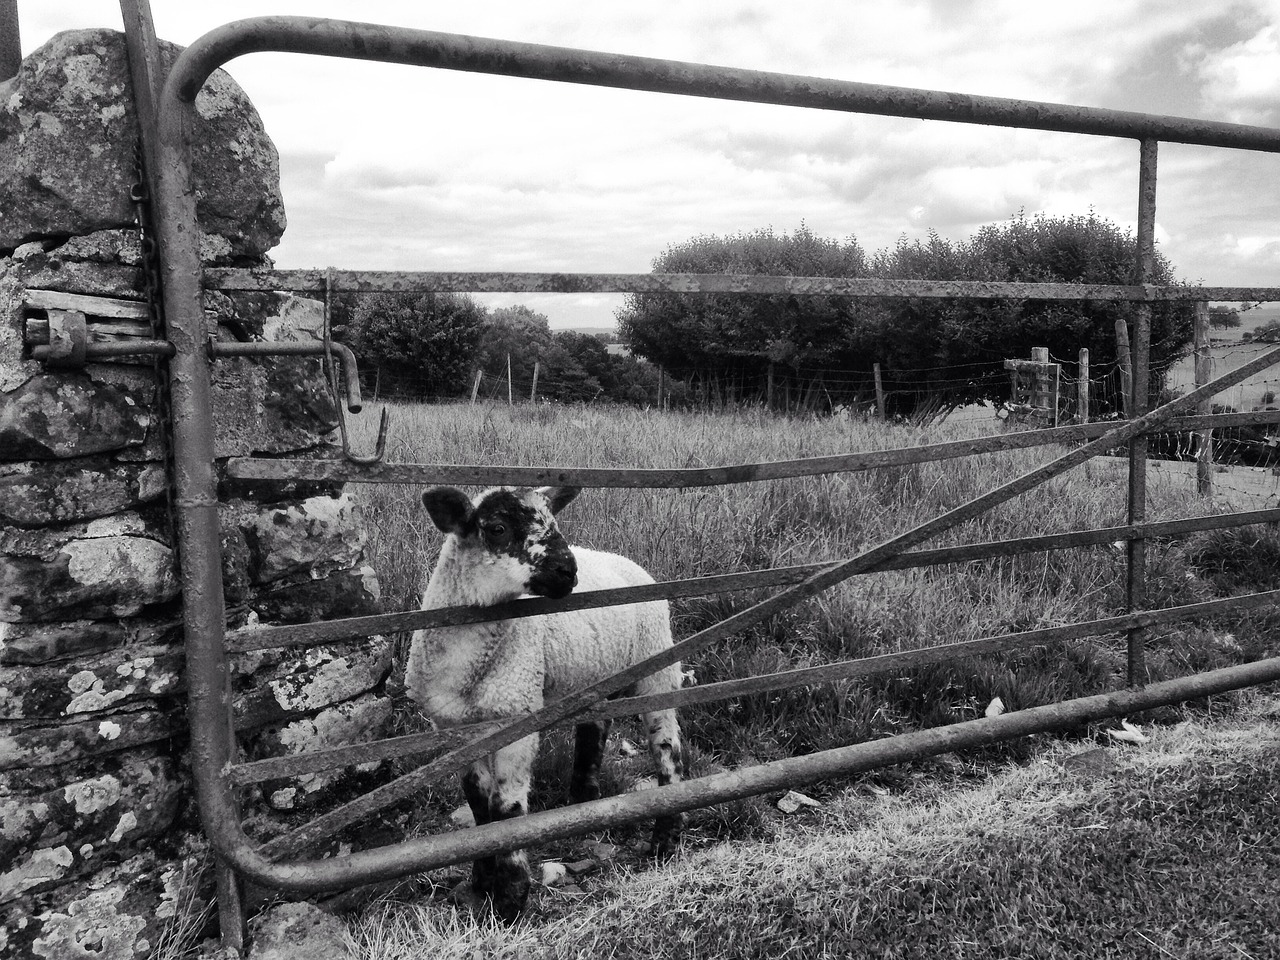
xmin=1077 ymin=348 xmax=1089 ymax=423
xmin=658 ymin=367 xmax=666 ymax=410
xmin=530 ymin=361 xmax=540 ymax=402
xmin=506 ymin=354 xmax=513 ymax=406
xmin=1115 ymin=317 xmax=1133 ymax=417
xmin=766 ymin=362 xmax=775 ymax=410
xmin=1194 ymin=301 xmax=1214 ymax=496
xmin=470 ymin=369 xmax=482 ymax=405
xmin=873 ymin=362 xmax=886 ymax=419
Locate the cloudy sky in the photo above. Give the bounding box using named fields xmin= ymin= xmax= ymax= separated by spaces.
xmin=16 ymin=1 xmax=1280 ymax=327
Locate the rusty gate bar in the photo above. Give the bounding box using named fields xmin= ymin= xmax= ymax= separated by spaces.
xmin=170 ymin=17 xmax=1280 ymax=152
xmin=265 ymin=656 xmax=1280 ymax=889
xmin=230 ymin=586 xmax=1280 ymax=787
xmin=203 ymin=267 xmax=1280 ymax=302
xmin=225 ymin=503 xmax=1280 ymax=655
xmin=254 ymin=357 xmax=1280 ymax=869
xmin=147 ymin=16 xmax=1280 ymax=894
xmin=225 ymin=408 xmax=1280 ymax=486
xmin=1127 ymin=139 xmax=1159 ymax=686
xmin=0 ymin=0 xmax=19 ymax=82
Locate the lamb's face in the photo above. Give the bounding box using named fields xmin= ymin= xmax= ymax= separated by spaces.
xmin=423 ymin=485 xmax=581 ymax=602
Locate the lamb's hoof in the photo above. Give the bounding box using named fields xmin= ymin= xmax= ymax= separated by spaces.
xmin=470 ymin=858 xmax=496 ymax=897
xmin=569 ymin=780 xmax=602 ymax=804
xmin=491 ymin=879 xmax=530 ymax=925
xmin=648 ymin=812 xmax=684 ymax=859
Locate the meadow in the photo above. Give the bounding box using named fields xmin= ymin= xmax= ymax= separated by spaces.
xmin=341 ymin=399 xmax=1280 ymax=954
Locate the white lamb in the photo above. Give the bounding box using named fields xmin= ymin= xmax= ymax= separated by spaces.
xmin=404 ymin=484 xmax=685 ymax=922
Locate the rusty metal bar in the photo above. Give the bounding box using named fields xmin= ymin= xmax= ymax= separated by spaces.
xmin=255 ymin=654 xmax=1280 ymax=888
xmin=204 ymin=267 xmax=1280 ymax=302
xmin=0 ymin=0 xmax=19 ymax=82
xmin=1126 ymin=140 xmax=1159 ymax=686
xmin=229 ymin=586 xmax=1280 ymax=785
xmin=30 ymin=340 xmax=174 ymax=361
xmin=226 ymin=407 xmax=1280 ymax=488
xmin=226 ymin=505 xmax=1280 ymax=654
xmin=174 ymin=18 xmax=1280 ymax=153
xmin=208 ymin=340 xmax=364 ymax=412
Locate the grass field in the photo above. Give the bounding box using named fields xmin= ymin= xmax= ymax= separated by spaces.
xmin=341 ymin=400 xmax=1280 ymax=955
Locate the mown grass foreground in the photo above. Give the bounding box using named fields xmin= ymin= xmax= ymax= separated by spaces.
xmin=348 ymin=696 xmax=1280 ymax=959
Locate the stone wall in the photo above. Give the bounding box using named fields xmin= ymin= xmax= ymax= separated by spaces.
xmin=1 ymin=30 xmax=390 ymax=959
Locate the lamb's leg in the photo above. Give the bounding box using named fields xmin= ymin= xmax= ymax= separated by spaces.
xmin=461 ymin=764 xmax=495 ymax=896
xmin=570 ymin=719 xmax=613 ymax=803
xmin=643 ymin=708 xmax=685 ymax=856
xmin=488 ymin=733 xmax=538 ymax=924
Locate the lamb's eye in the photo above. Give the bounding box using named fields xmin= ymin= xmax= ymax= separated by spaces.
xmin=487 ymin=524 xmax=507 ymax=539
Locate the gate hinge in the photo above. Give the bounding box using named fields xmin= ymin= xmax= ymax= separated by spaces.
xmin=21 ymin=289 xmax=173 ymax=367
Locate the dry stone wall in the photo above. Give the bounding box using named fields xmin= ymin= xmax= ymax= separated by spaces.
xmin=1 ymin=30 xmax=391 ymax=959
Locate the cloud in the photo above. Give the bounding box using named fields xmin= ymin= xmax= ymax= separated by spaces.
xmin=21 ymin=0 xmax=1280 ymax=328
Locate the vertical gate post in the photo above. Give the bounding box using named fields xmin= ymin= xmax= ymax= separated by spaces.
xmin=1127 ymin=138 xmax=1158 ymax=687
xmin=0 ymin=0 xmax=18 ymax=82
xmin=1078 ymin=348 xmax=1090 ymax=423
xmin=1193 ymin=301 xmax=1214 ymax=496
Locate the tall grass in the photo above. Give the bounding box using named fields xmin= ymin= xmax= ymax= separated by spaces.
xmin=347 ymin=401 xmax=1272 ymax=826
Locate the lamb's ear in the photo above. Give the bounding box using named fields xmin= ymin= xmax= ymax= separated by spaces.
xmin=422 ymin=487 xmax=474 ymax=535
xmin=538 ymin=486 xmax=581 ymax=516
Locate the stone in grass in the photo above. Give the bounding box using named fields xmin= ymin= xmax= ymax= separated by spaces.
xmin=776 ymin=789 xmax=822 ymax=814
xmin=246 ymin=902 xmax=349 ymax=960
xmin=583 ymin=840 xmax=620 ymax=861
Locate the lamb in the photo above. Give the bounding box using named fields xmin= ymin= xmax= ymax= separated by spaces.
xmin=404 ymin=484 xmax=685 ymax=922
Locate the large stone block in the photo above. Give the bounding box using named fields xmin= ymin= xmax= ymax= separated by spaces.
xmin=210 ymin=296 xmax=341 ymax=457
xmin=1 ymin=849 xmax=207 ymax=959
xmin=228 ymin=492 xmax=367 ymax=586
xmin=0 ymin=618 xmax=178 ymax=668
xmin=246 ymin=693 xmax=394 ymax=811
xmin=0 ymin=514 xmax=177 ymax=622
xmin=252 ymin=565 xmax=381 ymax=626
xmin=0 ymin=458 xmax=166 ymax=526
xmin=233 ymin=640 xmax=392 ymax=734
xmin=0 ymin=642 xmax=183 ymax=720
xmin=0 ymin=707 xmax=180 ymax=771
xmin=0 ymin=29 xmax=286 ymax=259
xmin=0 ymin=373 xmax=155 ymax=462
xmin=0 ymin=751 xmax=183 ymax=901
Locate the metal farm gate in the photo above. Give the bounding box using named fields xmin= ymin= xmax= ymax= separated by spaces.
xmin=56 ymin=1 xmax=1280 ymax=945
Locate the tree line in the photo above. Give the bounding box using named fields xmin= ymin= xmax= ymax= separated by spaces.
xmin=331 ymin=297 xmax=661 ymax=405
xmin=334 ymin=211 xmax=1213 ymax=417
xmin=618 ymin=212 xmax=1199 ymax=418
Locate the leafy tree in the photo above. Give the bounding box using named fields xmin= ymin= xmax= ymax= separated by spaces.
xmin=474 ymin=305 xmax=556 ymax=389
xmin=1250 ymin=318 xmax=1280 ymax=343
xmin=617 ymin=224 xmax=869 ymax=382
xmin=857 ymin=212 xmax=1195 ymax=415
xmin=347 ymin=291 xmax=487 ymax=399
xmin=1209 ymin=305 xmax=1241 ymax=329
xmin=620 ymin=213 xmax=1195 ymax=417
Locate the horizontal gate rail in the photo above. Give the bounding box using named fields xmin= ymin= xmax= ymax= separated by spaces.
xmin=229 ymin=587 xmax=1280 ymax=787
xmin=226 ymin=504 xmax=1280 ymax=654
xmin=148 ymin=14 xmax=1280 ymax=897
xmin=205 ymin=267 xmax=1280 ymax=302
xmin=257 ymin=655 xmax=1280 ymax=888
xmin=225 ymin=409 xmax=1280 ymax=487
xmin=173 ymin=18 xmax=1280 ymax=152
